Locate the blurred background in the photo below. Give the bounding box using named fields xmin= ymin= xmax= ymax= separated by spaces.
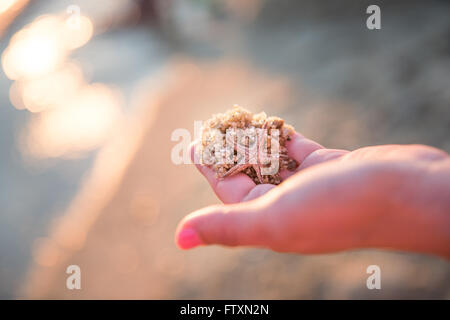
xmin=0 ymin=0 xmax=449 ymax=299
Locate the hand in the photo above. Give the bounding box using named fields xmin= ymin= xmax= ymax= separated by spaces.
xmin=175 ymin=132 xmax=450 ymax=258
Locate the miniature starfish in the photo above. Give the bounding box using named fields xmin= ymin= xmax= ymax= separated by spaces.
xmin=218 ymin=123 xmax=288 ymax=184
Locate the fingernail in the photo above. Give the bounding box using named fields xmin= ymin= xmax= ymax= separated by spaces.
xmin=177 ymin=228 xmax=203 ymax=250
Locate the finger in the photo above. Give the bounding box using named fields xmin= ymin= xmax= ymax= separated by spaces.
xmin=281 ymin=133 xmax=348 ymax=180
xmin=175 ymin=199 xmax=275 ymax=249
xmin=285 ymin=132 xmax=324 ymax=165
xmin=279 ymin=132 xmax=324 ymax=180
xmin=279 ymin=169 xmax=296 ymax=180
xmin=280 ymin=149 xmax=349 ymax=180
xmin=190 ymin=142 xmax=256 ymax=204
xmin=242 ymin=184 xmax=276 ymax=202
xmin=298 ymin=148 xmax=349 ymax=170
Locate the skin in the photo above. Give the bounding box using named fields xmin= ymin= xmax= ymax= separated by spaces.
xmin=175 ymin=132 xmax=450 ymax=259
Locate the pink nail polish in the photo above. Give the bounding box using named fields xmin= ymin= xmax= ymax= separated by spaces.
xmin=177 ymin=228 xmax=203 ymax=249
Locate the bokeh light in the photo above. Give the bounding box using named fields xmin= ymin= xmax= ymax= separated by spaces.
xmin=24 ymin=84 xmax=122 ymax=158
xmin=2 ymin=16 xmax=65 ymax=80
xmin=2 ymin=12 xmax=123 ymax=159
xmin=63 ymin=15 xmax=94 ymax=49
xmin=0 ymin=0 xmax=17 ymax=14
xmin=20 ymin=63 xmax=84 ymax=113
xmin=2 ymin=14 xmax=93 ymax=80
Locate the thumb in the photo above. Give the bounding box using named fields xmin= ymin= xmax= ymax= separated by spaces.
xmin=175 ymin=198 xmax=277 ymax=250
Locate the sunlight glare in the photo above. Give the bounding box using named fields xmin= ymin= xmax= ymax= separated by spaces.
xmin=25 ymin=84 xmax=122 ymax=158
xmin=2 ymin=16 xmax=66 ymax=80
xmin=21 ymin=63 xmax=84 ymax=113
xmin=0 ymin=0 xmax=16 ymax=14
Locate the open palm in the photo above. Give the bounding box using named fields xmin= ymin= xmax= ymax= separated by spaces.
xmin=175 ymin=132 xmax=450 ymax=258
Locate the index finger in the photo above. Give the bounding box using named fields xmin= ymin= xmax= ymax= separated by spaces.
xmin=285 ymin=132 xmax=324 ymax=164
xmin=280 ymin=132 xmax=348 ymax=180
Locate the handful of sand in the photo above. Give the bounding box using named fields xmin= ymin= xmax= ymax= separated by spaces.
xmin=199 ymin=105 xmax=298 ymax=185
